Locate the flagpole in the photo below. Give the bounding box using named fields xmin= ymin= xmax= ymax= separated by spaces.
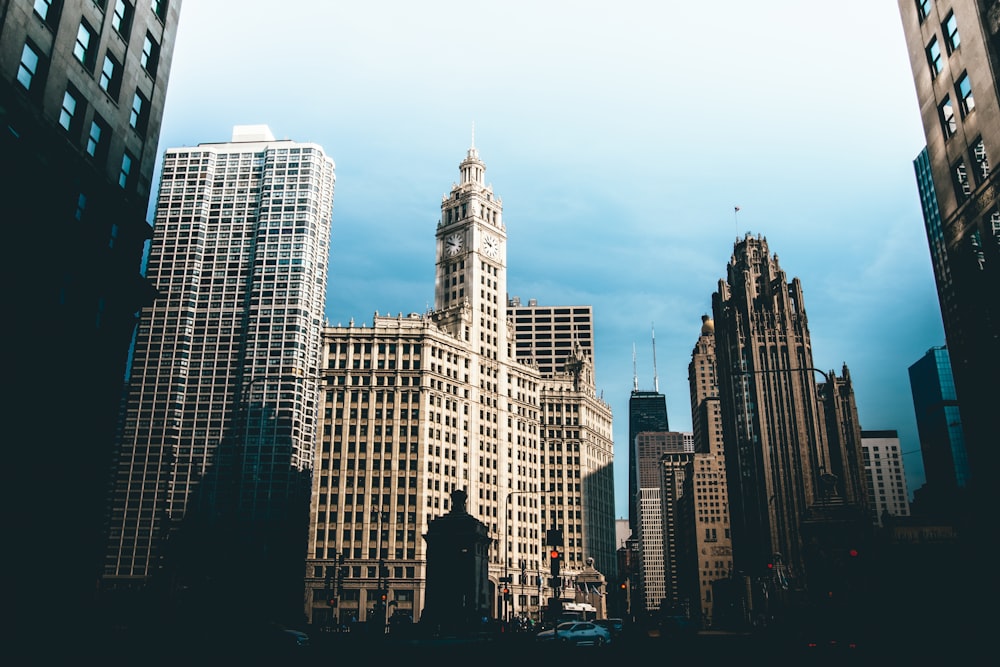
xmin=734 ymin=206 xmax=741 ymax=237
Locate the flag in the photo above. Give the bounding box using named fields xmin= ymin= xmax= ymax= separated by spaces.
xmin=734 ymin=206 xmax=741 ymax=212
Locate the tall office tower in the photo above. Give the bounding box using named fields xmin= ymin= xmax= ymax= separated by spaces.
xmin=712 ymin=234 xmax=868 ymax=594
xmin=627 ymin=378 xmax=669 ymax=542
xmin=908 ymin=345 xmax=969 ymax=514
xmin=303 ymin=142 xmax=614 ymax=627
xmin=0 ymin=0 xmax=182 ymax=634
xmin=677 ymin=314 xmax=733 ymax=628
xmin=103 ymin=126 xmax=336 ymax=620
xmin=860 ymin=430 xmax=911 ymax=526
xmin=659 ymin=447 xmax=695 ymax=612
xmin=508 ymin=298 xmax=595 ymax=375
xmin=898 ymin=1 xmax=1000 ymax=520
xmin=633 ymin=431 xmax=692 ymax=613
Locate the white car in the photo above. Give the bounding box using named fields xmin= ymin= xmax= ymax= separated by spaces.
xmin=535 ymin=621 xmax=611 ymax=647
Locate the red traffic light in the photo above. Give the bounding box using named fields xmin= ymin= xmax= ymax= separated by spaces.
xmin=502 ymin=587 xmax=509 ymax=594
xmin=619 ymin=583 xmax=627 ymax=590
xmin=550 ymin=549 xmax=560 ymax=560
xmin=848 ymin=548 xmax=859 ymax=557
xmin=766 ymin=563 xmax=774 ymax=569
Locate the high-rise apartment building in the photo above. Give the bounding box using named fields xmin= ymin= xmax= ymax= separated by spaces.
xmin=678 ymin=314 xmax=733 ymax=628
xmin=303 ymin=142 xmax=614 ymax=627
xmin=897 ymin=0 xmax=999 ymax=518
xmin=712 ymin=234 xmax=868 ymax=594
xmin=908 ymin=345 xmax=969 ymax=513
xmin=633 ymin=431 xmax=692 ymax=613
xmin=103 ymin=126 xmax=336 ymax=621
xmin=509 ymin=298 xmax=595 ymax=376
xmin=0 ymin=0 xmax=182 ymax=634
xmin=861 ymin=430 xmax=911 ymax=526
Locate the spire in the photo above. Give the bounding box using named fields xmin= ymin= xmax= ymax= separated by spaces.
xmin=652 ymin=323 xmax=659 ymax=393
xmin=460 ymin=125 xmax=485 ymax=187
xmin=632 ymin=343 xmax=638 ymax=392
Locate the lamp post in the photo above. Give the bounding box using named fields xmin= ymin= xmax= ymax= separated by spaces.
xmin=503 ymin=490 xmax=532 ymax=623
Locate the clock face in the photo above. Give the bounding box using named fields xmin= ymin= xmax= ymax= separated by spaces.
xmin=482 ymin=234 xmax=501 ymax=260
xmin=445 ymin=232 xmax=463 ymax=256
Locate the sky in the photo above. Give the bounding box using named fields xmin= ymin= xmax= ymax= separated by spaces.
xmin=150 ymin=1 xmax=944 ymax=517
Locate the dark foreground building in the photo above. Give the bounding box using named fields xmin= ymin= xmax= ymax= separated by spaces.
xmin=0 ymin=0 xmax=182 ymax=642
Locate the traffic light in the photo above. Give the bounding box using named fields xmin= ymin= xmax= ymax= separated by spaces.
xmin=327 ymin=597 xmax=337 ymax=607
xmin=619 ymin=582 xmax=627 ymax=591
xmin=549 ymin=548 xmax=561 ymax=577
xmin=848 ymin=548 xmax=859 ymax=558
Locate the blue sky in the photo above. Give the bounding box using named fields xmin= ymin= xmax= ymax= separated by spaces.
xmin=151 ymin=1 xmax=943 ymax=516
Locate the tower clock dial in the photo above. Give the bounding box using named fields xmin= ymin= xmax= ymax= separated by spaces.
xmin=482 ymin=234 xmax=501 ymax=259
xmin=445 ymin=232 xmax=464 ymax=256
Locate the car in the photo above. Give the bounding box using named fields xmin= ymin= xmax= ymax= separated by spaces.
xmin=535 ymin=621 xmax=611 ymax=647
xmin=594 ymin=617 xmax=623 ymax=639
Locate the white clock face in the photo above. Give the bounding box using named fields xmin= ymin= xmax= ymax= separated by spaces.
xmin=482 ymin=234 xmax=501 ymax=260
xmin=445 ymin=232 xmax=463 ymax=256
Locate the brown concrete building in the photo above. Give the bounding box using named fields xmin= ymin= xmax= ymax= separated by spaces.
xmin=897 ymin=0 xmax=999 ymax=521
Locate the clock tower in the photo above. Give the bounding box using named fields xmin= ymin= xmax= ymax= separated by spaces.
xmin=434 ymin=138 xmax=508 ymax=361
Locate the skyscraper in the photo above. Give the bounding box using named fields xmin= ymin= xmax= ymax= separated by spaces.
xmin=0 ymin=0 xmax=182 ymax=635
xmin=103 ymin=126 xmax=336 ymax=621
xmin=897 ymin=0 xmax=1000 ymax=519
xmin=679 ymin=314 xmax=732 ymax=628
xmin=908 ymin=345 xmax=969 ymax=514
xmin=712 ymin=234 xmax=868 ymax=595
xmin=303 ymin=141 xmax=614 ymax=626
xmin=632 ymin=430 xmax=692 ymax=613
xmin=627 ymin=380 xmax=669 ymax=541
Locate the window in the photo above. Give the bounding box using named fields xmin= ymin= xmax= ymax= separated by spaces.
xmin=956 ymin=72 xmax=975 ymax=117
xmin=112 ymin=1 xmax=133 ymax=40
xmin=971 ymin=138 xmax=990 ymax=183
xmin=953 ymin=159 xmax=971 ymax=203
xmin=33 ymin=0 xmax=62 ymax=28
xmin=119 ymin=151 xmax=134 ymax=189
xmin=938 ymin=96 xmax=956 ymax=138
xmin=74 ymin=21 xmax=96 ymax=68
xmin=99 ymin=54 xmax=121 ymax=98
xmin=74 ymin=192 xmax=87 ymax=221
xmin=16 ymin=42 xmax=42 ymax=92
xmin=151 ymin=0 xmax=168 ymax=22
xmin=943 ymin=11 xmax=960 ymax=53
xmin=59 ymin=87 xmax=81 ymax=133
xmin=86 ymin=115 xmax=109 ymax=159
xmin=916 ymin=0 xmax=931 ymax=22
xmin=926 ymin=37 xmax=942 ymax=77
xmin=129 ymin=90 xmax=149 ymax=131
xmin=141 ymin=33 xmax=160 ymax=76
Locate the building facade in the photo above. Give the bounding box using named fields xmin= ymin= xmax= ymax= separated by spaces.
xmin=0 ymin=0 xmax=182 ymax=631
xmin=678 ymin=314 xmax=733 ymax=628
xmin=860 ymin=430 xmax=911 ymax=526
xmin=897 ymin=0 xmax=1000 ymax=520
xmin=908 ymin=345 xmax=969 ymax=514
xmin=712 ymin=234 xmax=868 ymax=595
xmin=633 ymin=431 xmax=692 ymax=613
xmin=102 ymin=126 xmax=336 ymax=621
xmin=303 ymin=142 xmax=614 ymax=627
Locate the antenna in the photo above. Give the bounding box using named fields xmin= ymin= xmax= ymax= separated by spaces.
xmin=651 ymin=323 xmax=659 ymax=393
xmin=632 ymin=344 xmax=638 ymax=391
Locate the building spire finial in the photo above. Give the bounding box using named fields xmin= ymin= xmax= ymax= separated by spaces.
xmin=471 ymin=121 xmax=476 ymax=150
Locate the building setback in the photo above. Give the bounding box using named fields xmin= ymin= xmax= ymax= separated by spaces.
xmin=0 ymin=0 xmax=182 ymax=637
xmin=897 ymin=0 xmax=1000 ymax=523
xmin=103 ymin=126 xmax=336 ymax=622
xmin=303 ymin=142 xmax=614 ymax=626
